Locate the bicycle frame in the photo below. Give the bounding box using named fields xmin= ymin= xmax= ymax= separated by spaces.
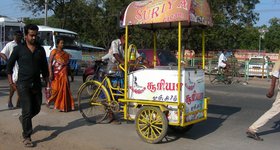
xmin=91 ymin=74 xmax=124 ymax=103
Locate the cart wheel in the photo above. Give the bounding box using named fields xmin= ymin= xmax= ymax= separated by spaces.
xmin=135 ymin=106 xmax=168 ymax=144
xmin=77 ymin=80 xmax=111 ymax=123
xmin=169 ymin=124 xmax=193 ymax=134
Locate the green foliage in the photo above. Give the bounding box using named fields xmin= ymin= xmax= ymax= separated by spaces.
xmin=20 ymin=0 xmax=279 ymax=52
xmin=265 ymin=18 xmax=280 ymax=52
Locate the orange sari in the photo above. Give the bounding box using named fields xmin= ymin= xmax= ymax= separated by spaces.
xmin=47 ymin=49 xmax=75 ymax=112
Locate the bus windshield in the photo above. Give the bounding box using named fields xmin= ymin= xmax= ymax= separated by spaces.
xmin=4 ymin=26 xmax=21 ymax=41
xmin=54 ymin=32 xmax=81 ymax=50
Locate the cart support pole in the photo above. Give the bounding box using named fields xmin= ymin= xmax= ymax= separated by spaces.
xmin=177 ymin=21 xmax=182 ymax=124
xmin=124 ymin=26 xmax=129 ymax=119
xmin=153 ymin=31 xmax=157 ymax=67
xmin=202 ymin=30 xmax=205 ymax=69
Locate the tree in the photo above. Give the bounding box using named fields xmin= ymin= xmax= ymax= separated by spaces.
xmin=264 ymin=18 xmax=280 ymax=52
xmin=21 ymin=0 xmax=85 ymax=28
xmin=205 ymin=0 xmax=260 ymax=50
xmin=20 ymin=0 xmax=261 ymax=51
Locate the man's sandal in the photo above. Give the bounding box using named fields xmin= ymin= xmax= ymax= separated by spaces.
xmin=23 ymin=138 xmax=34 ymax=147
xmin=246 ymin=130 xmax=263 ymax=141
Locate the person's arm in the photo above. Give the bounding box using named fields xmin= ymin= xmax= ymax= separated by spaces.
xmin=267 ymin=61 xmax=280 ymax=98
xmin=0 ymin=53 xmax=7 ymax=61
xmin=6 ymin=47 xmax=18 ymax=87
xmin=111 ymin=41 xmax=124 ymax=64
xmin=266 ymin=76 xmax=277 ymax=98
xmin=221 ymin=54 xmax=227 ymax=64
xmin=102 ymin=52 xmax=111 ymax=61
xmin=48 ymin=50 xmax=56 ymax=81
xmin=41 ymin=48 xmax=49 ymax=84
xmin=113 ymin=53 xmax=124 ymax=64
xmin=0 ymin=43 xmax=10 ymax=61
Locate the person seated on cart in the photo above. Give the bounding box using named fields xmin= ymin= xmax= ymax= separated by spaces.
xmin=102 ymin=29 xmax=149 ymax=124
xmin=218 ymin=50 xmax=230 ymax=73
xmin=105 ymin=29 xmax=149 ymax=74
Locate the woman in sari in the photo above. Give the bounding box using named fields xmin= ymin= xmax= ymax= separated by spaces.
xmin=47 ymin=38 xmax=75 ymax=112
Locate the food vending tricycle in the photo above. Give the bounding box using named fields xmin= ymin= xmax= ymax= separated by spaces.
xmin=77 ymin=0 xmax=213 ymax=144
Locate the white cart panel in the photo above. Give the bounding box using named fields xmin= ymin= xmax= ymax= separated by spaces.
xmin=128 ymin=68 xmax=205 ymax=123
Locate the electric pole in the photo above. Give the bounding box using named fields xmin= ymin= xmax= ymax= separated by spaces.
xmin=44 ymin=0 xmax=48 ymax=26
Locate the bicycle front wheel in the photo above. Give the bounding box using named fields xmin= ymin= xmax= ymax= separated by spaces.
xmin=208 ymin=69 xmax=218 ymax=84
xmin=77 ymin=80 xmax=111 ymax=123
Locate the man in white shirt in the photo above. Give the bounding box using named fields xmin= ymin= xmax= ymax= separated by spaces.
xmin=105 ymin=30 xmax=145 ymax=73
xmin=218 ymin=50 xmax=229 ymax=69
xmin=246 ymin=59 xmax=280 ymax=141
xmin=104 ymin=29 xmax=148 ymax=124
xmin=108 ymin=30 xmax=128 ymax=67
xmin=101 ymin=48 xmax=115 ymax=62
xmin=0 ymin=31 xmax=23 ymax=109
xmin=110 ymin=30 xmax=149 ymax=69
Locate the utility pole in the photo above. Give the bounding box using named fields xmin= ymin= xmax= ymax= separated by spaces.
xmin=44 ymin=0 xmax=48 ymax=26
xmin=258 ymin=28 xmax=268 ymax=55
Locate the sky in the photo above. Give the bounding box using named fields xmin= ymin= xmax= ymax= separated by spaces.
xmin=0 ymin=0 xmax=280 ymax=26
xmin=255 ymin=0 xmax=280 ymax=26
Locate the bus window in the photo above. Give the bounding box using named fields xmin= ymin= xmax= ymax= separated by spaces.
xmin=55 ymin=32 xmax=81 ymax=50
xmin=4 ymin=26 xmax=20 ymax=41
xmin=38 ymin=31 xmax=53 ymax=46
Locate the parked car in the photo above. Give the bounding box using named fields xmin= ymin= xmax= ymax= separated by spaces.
xmin=82 ymin=49 xmax=177 ymax=82
xmin=247 ymin=56 xmax=271 ymax=77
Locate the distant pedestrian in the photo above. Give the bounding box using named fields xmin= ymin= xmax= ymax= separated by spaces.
xmin=218 ymin=50 xmax=230 ymax=70
xmin=0 ymin=30 xmax=23 ymax=109
xmin=68 ymin=59 xmax=77 ymax=82
xmin=246 ymin=59 xmax=280 ymax=141
xmin=6 ymin=24 xmax=49 ymax=147
xmin=47 ymin=38 xmax=75 ymax=112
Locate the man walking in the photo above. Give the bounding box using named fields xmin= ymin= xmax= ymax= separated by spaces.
xmin=246 ymin=59 xmax=280 ymax=141
xmin=0 ymin=30 xmax=23 ymax=109
xmin=6 ymin=24 xmax=49 ymax=147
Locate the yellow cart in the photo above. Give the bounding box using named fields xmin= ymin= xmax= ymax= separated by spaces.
xmin=77 ymin=0 xmax=213 ymax=144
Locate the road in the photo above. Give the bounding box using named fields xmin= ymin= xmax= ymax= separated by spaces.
xmin=0 ymin=75 xmax=280 ymax=150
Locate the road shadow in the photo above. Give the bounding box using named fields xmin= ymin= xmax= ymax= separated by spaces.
xmin=163 ymin=104 xmax=241 ymax=143
xmin=32 ymin=118 xmax=97 ymax=146
xmin=0 ymin=107 xmax=20 ymax=113
xmin=258 ymin=120 xmax=280 ymax=136
xmin=31 ymin=104 xmax=241 ymax=145
xmin=0 ymin=73 xmax=7 ymax=80
xmin=0 ymin=85 xmax=10 ymax=97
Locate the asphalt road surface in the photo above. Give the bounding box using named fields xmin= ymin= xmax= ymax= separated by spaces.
xmin=0 ymin=75 xmax=279 ymax=150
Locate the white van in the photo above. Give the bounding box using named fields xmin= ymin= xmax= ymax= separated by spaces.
xmin=0 ymin=16 xmax=24 ymax=71
xmin=37 ymin=26 xmax=82 ymax=72
xmin=247 ymin=56 xmax=270 ymax=77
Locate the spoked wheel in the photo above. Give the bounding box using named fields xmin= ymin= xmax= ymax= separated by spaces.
xmin=85 ymin=75 xmax=94 ymax=82
xmin=135 ymin=106 xmax=168 ymax=144
xmin=224 ymin=73 xmax=233 ymax=84
xmin=77 ymin=80 xmax=111 ymax=123
xmin=85 ymin=75 xmax=99 ymax=95
xmin=231 ymin=70 xmax=242 ymax=84
xmin=208 ymin=69 xmax=219 ymax=84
